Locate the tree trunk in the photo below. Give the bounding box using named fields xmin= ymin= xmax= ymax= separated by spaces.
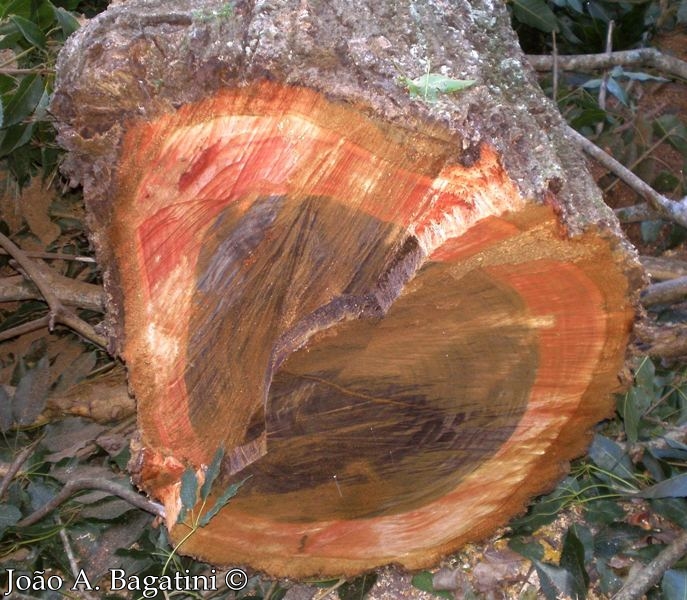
xmin=51 ymin=0 xmax=642 ymax=578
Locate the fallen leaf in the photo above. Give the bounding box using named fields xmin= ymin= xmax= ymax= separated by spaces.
xmin=20 ymin=177 xmax=61 ymax=247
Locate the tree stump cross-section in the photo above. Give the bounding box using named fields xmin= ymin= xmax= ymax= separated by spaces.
xmin=51 ymin=0 xmax=641 ymax=578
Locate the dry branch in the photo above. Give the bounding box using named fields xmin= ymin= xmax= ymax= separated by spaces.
xmin=613 ymin=529 xmax=687 ymax=600
xmin=17 ymin=478 xmax=165 ymax=527
xmin=641 ymin=276 xmax=687 ymax=307
xmin=640 ymin=256 xmax=687 ymax=281
xmin=0 ymin=274 xmax=104 ymax=311
xmin=0 ymin=232 xmax=107 ymax=347
xmin=566 ymin=126 xmax=687 ymax=228
xmin=527 ymin=48 xmax=687 ymax=80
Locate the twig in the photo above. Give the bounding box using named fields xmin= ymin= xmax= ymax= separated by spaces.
xmin=57 ymin=516 xmax=99 ymax=600
xmin=17 ymin=477 xmax=165 ymax=527
xmin=0 ymin=274 xmax=105 ymax=311
xmin=552 ymin=30 xmax=558 ymax=104
xmin=605 ymin=123 xmax=679 ymax=195
xmin=614 ymin=203 xmax=664 ymax=223
xmin=565 ymin=125 xmax=687 ymax=228
xmin=0 ymin=67 xmax=52 ymax=75
xmin=613 ymin=529 xmax=687 ymax=600
xmin=0 ymin=316 xmax=51 ymax=342
xmin=596 ymin=21 xmax=614 ymax=137
xmin=527 ymin=47 xmax=687 ymax=81
xmin=640 ymin=256 xmax=687 ymax=281
xmin=0 ymin=248 xmax=96 ymax=263
xmin=633 ymin=321 xmax=687 ymax=358
xmin=312 ymin=577 xmax=346 ymax=600
xmin=0 ymin=232 xmax=107 ymax=348
xmin=0 ymin=439 xmax=41 ymax=500
xmin=641 ymin=276 xmax=687 ymax=306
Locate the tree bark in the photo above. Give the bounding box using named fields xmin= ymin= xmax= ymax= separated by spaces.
xmin=52 ymin=0 xmax=643 ymax=578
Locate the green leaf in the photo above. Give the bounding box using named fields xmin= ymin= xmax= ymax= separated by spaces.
xmin=606 ymin=77 xmax=629 ymax=106
xmin=634 ymin=357 xmax=656 ymax=393
xmin=512 ymin=0 xmax=559 ymax=32
xmin=509 ymin=537 xmax=544 ymax=561
xmin=588 ymin=435 xmax=637 ymax=491
xmin=532 ymin=561 xmax=577 ymax=600
xmin=177 ymin=467 xmax=198 ymax=524
xmin=3 ymin=74 xmax=45 ymax=127
xmin=338 ymin=573 xmax=378 ymax=600
xmin=52 ymin=6 xmax=80 ymax=38
xmin=198 ymin=477 xmax=248 ymax=527
xmin=10 ymin=15 xmax=46 ymax=49
xmin=0 ymin=0 xmax=32 ymax=20
xmin=560 ymin=529 xmax=589 ymax=599
xmin=663 ymin=569 xmax=687 ymax=600
xmin=0 ymin=503 xmax=22 ymax=537
xmin=0 ymin=96 xmax=3 ymax=129
xmin=200 ymin=447 xmax=224 ymax=501
xmin=651 ymin=498 xmax=687 ymax=528
xmin=654 ymin=115 xmax=687 ymax=155
xmin=410 ymin=572 xmax=453 ymax=600
xmin=636 ymin=473 xmax=687 ymax=499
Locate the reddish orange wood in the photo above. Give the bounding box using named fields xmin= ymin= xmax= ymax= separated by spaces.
xmin=108 ymin=83 xmax=637 ymax=576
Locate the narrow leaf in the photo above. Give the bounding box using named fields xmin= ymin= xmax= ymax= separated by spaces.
xmin=512 ymin=0 xmax=559 ymax=32
xmin=9 ymin=15 xmax=46 ymax=49
xmin=177 ymin=468 xmax=198 ymax=524
xmin=3 ymin=74 xmax=44 ymax=127
xmin=636 ymin=473 xmax=687 ymax=499
xmin=606 ymin=77 xmax=629 ymax=106
xmin=199 ymin=477 xmax=248 ymax=527
xmin=52 ymin=6 xmax=80 ymax=38
xmin=533 ymin=561 xmax=576 ymax=600
xmin=560 ymin=529 xmax=589 ymax=599
xmin=200 ymin=447 xmax=224 ymax=501
xmin=588 ymin=435 xmax=637 ymax=490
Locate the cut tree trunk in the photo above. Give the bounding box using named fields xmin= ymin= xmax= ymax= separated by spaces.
xmin=51 ymin=0 xmax=643 ymax=578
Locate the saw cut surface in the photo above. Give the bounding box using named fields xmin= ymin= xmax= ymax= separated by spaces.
xmin=110 ymin=83 xmax=633 ymax=575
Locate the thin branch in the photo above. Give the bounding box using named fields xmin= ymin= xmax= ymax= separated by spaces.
xmin=0 ymin=248 xmax=96 ymax=263
xmin=640 ymin=256 xmax=687 ymax=281
xmin=614 ymin=203 xmax=664 ymax=223
xmin=0 ymin=67 xmax=52 ymax=75
xmin=17 ymin=477 xmax=165 ymax=527
xmin=552 ymin=30 xmax=559 ymax=104
xmin=0 ymin=232 xmax=107 ymax=348
xmin=0 ymin=439 xmax=41 ymax=500
xmin=641 ymin=276 xmax=687 ymax=307
xmin=633 ymin=321 xmax=687 ymax=358
xmin=595 ymin=21 xmax=614 ymax=137
xmin=0 ymin=316 xmax=50 ymax=342
xmin=613 ymin=529 xmax=687 ymax=600
xmin=0 ymin=274 xmax=104 ymax=311
xmin=566 ymin=126 xmax=687 ymax=228
xmin=527 ymin=47 xmax=687 ymax=81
